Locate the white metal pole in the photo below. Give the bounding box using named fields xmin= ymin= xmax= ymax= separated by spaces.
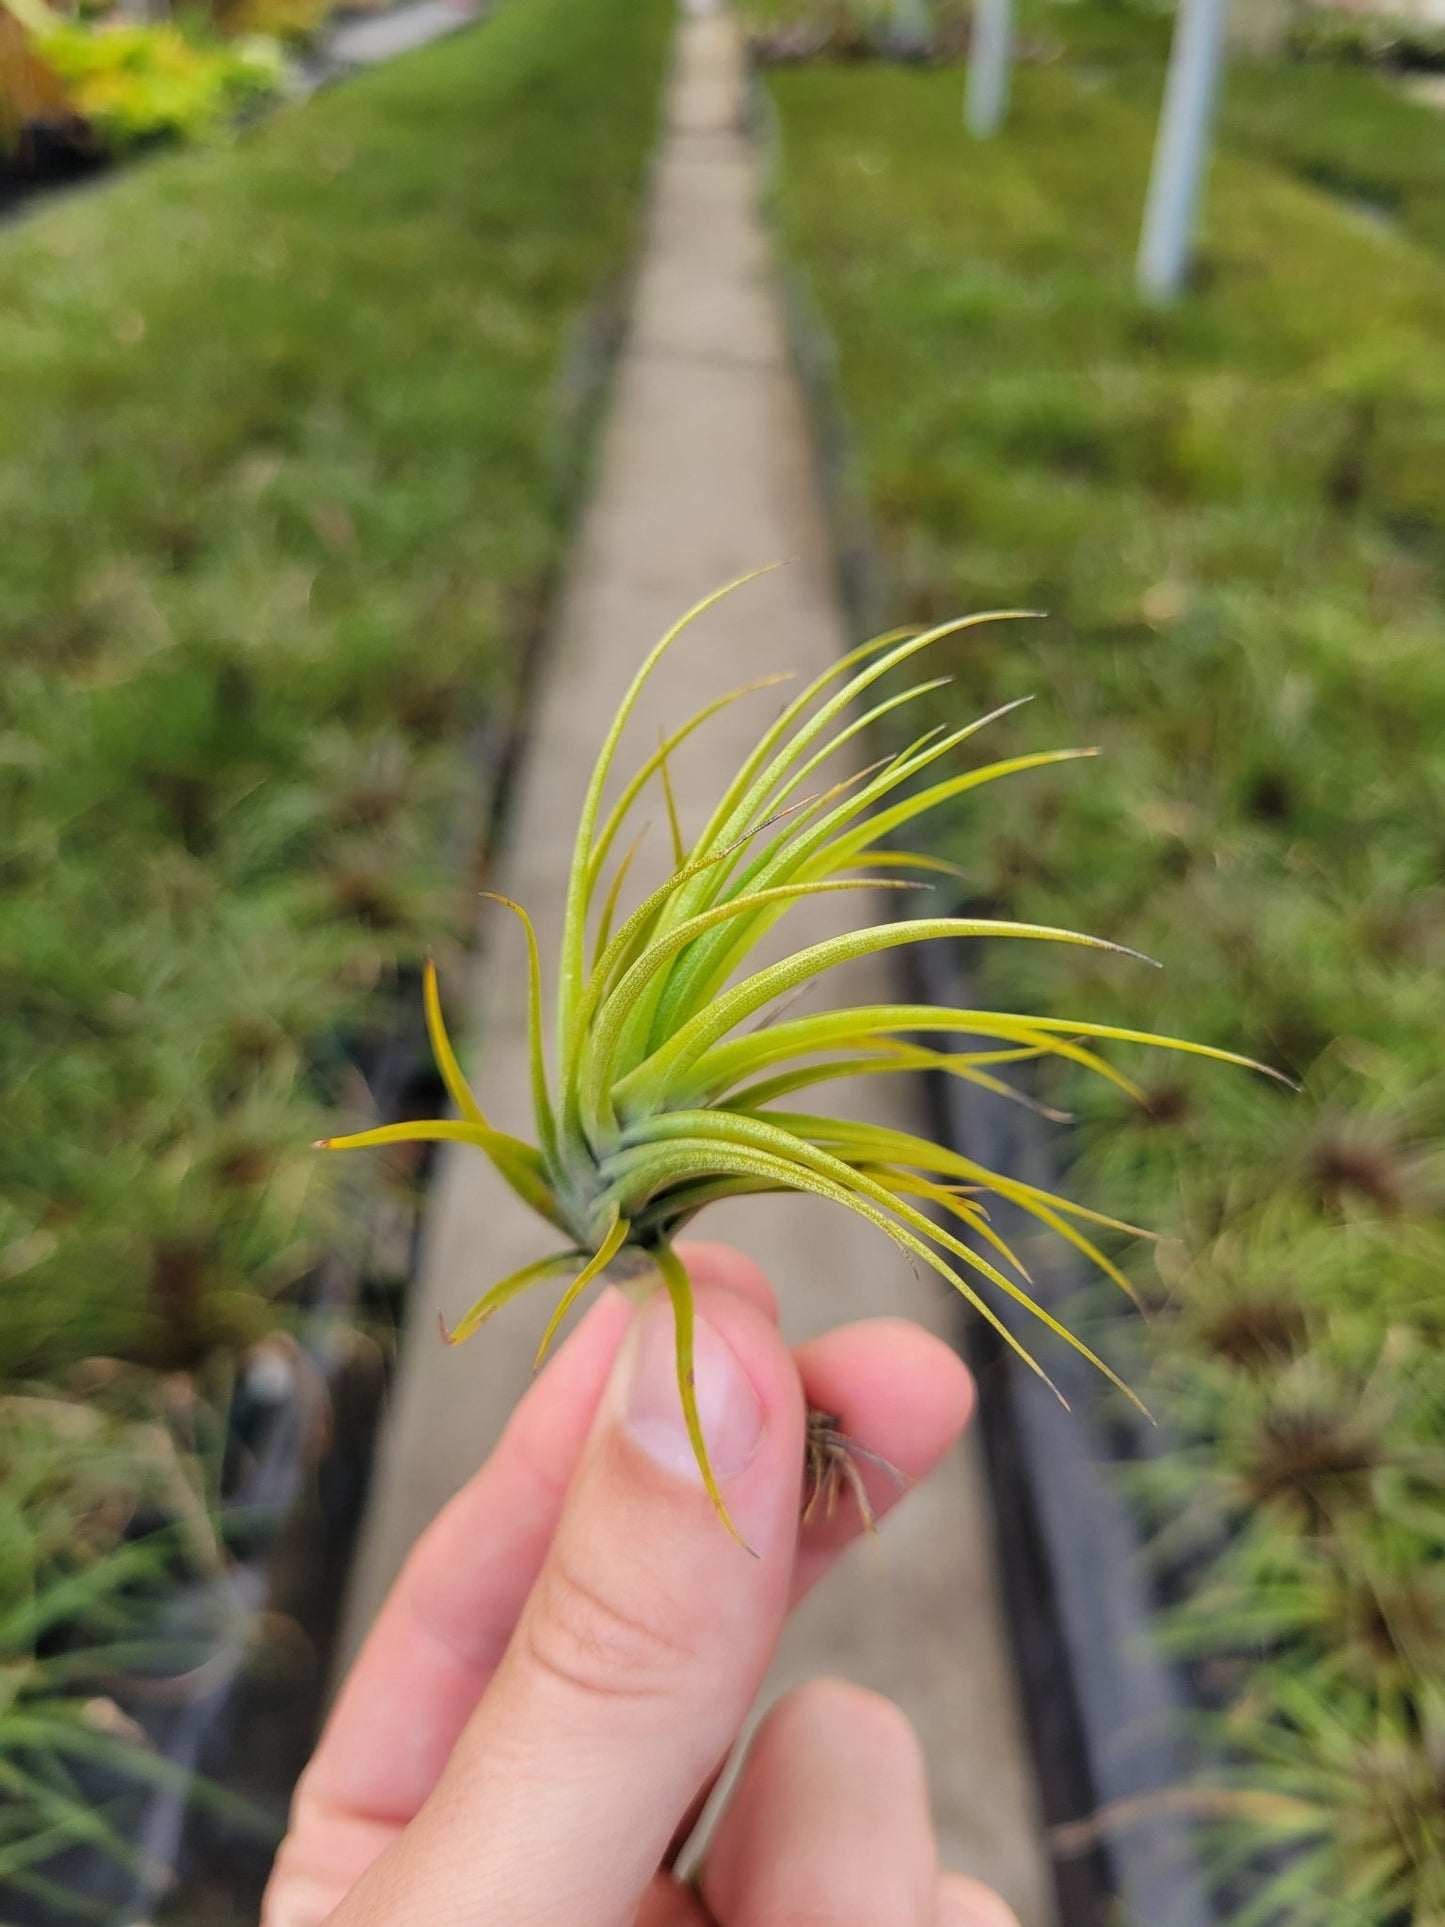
xmin=965 ymin=0 xmax=1013 ymax=139
xmin=1137 ymin=0 xmax=1231 ymax=302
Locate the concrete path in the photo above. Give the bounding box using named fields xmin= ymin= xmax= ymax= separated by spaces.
xmin=323 ymin=0 xmax=479 ymax=68
xmin=341 ymin=9 xmax=1057 ymax=1920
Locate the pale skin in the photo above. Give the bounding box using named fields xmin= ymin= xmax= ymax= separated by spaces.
xmin=263 ymin=1243 xmax=1022 ymax=1927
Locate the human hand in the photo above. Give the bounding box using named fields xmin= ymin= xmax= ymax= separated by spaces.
xmin=262 ymin=1243 xmax=1019 ymax=1926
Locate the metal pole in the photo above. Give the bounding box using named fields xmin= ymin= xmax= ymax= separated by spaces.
xmin=965 ymin=0 xmax=1013 ymax=139
xmin=1136 ymin=0 xmax=1231 ymax=302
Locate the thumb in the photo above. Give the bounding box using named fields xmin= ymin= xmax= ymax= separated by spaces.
xmin=334 ymin=1277 xmax=806 ymax=1927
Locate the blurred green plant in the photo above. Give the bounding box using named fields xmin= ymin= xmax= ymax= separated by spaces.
xmin=1286 ymin=6 xmax=1445 ymax=74
xmin=1 ymin=0 xmax=283 ymax=154
xmin=1 ymin=0 xmax=672 ymax=1365
xmin=0 ymin=1381 xmax=231 ymax=1917
xmin=206 ymin=0 xmax=338 ymax=50
xmin=2 ymin=0 xmax=672 ymax=1898
xmin=38 ymin=20 xmax=283 ymax=149
xmin=759 ymin=36 xmax=1445 ymax=1920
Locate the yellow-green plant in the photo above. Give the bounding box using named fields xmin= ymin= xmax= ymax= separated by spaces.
xmin=0 ymin=0 xmax=284 ymax=152
xmin=321 ymin=582 xmax=1277 ymax=1540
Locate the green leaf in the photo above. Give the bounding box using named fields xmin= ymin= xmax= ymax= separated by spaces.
xmin=318 ymin=1116 xmax=570 ymax=1233
xmin=616 ymin=914 xmax=1153 ymax=1114
xmin=558 ymin=570 xmax=779 ymax=1056
xmin=483 ymin=893 xmax=559 ymax=1165
xmin=532 ymin=1206 xmax=630 ymax=1370
xmin=442 ymin=1251 xmax=582 ymax=1348
xmin=651 ymin=1243 xmax=753 ymax=1552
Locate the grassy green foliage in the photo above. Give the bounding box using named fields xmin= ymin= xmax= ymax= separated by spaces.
xmin=1030 ymin=0 xmax=1445 ymax=262
xmin=1285 ymin=5 xmax=1445 ymax=74
xmin=2 ymin=0 xmax=670 ymax=1898
xmin=741 ymin=0 xmax=1445 ymax=264
xmin=760 ymin=44 xmax=1445 ymax=1925
xmin=1220 ymin=63 xmax=1445 ymax=263
xmin=3 ymin=0 xmax=671 ymax=1372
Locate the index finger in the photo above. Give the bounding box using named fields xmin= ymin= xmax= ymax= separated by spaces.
xmin=292 ymin=1248 xmax=777 ymax=1831
xmin=292 ymin=1286 xmax=633 ymax=1833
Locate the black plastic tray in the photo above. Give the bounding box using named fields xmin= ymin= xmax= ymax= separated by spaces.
xmin=909 ymin=941 xmax=1220 ymax=1927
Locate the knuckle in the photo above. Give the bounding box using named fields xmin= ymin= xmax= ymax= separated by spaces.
xmin=521 ymin=1547 xmax=690 ymax=1707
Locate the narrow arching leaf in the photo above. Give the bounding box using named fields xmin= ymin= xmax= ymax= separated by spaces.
xmin=558 ymin=570 xmax=779 ymax=1053
xmin=592 ymin=828 xmax=647 ymax=968
xmin=780 ymin=1110 xmax=1157 ymax=1241
xmin=443 ymin=1252 xmax=581 ymax=1348
xmin=424 ymin=957 xmax=488 ymax=1126
xmin=483 ymin=892 xmax=558 ymax=1162
xmin=585 ymin=673 xmax=792 ymax=898
xmin=617 ymin=914 xmax=1156 ymax=1114
xmin=688 ymin=615 xmax=1034 ymax=883
xmin=619 ymin=1106 xmax=1150 ymax=1417
xmin=617 ymin=1136 xmax=1073 ymax=1406
xmin=652 ymin=1243 xmax=752 ymax=1552
xmin=657 ymin=729 xmax=686 ymax=870
xmin=682 ymin=627 xmax=919 ymax=867
xmin=533 ymin=1207 xmax=630 ymax=1370
xmin=318 ymin=1118 xmax=569 ymax=1231
xmin=683 ymin=1005 xmax=1168 ymax=1107
xmin=583 ymin=879 xmax=901 ymax=1142
xmin=725 ymin=1040 xmax=1069 ymax=1119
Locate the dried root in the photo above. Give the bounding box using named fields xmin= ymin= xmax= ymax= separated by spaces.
xmin=802 ymin=1406 xmax=907 ymax=1533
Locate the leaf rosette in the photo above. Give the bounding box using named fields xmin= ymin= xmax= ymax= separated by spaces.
xmin=321 ymin=579 xmax=1279 ymax=1541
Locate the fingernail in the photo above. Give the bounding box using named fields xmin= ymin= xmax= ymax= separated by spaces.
xmin=624 ymin=1297 xmax=764 ymax=1482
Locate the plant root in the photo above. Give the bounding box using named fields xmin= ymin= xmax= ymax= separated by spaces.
xmin=802 ymin=1405 xmax=907 ymax=1533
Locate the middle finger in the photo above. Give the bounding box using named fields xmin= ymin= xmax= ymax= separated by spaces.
xmin=701 ymin=1678 xmax=938 ymax=1926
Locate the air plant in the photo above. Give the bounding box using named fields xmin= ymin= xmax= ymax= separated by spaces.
xmin=319 ymin=581 xmax=1278 ymax=1542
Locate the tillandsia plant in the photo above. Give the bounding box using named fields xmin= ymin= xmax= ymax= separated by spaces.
xmin=320 ymin=578 xmax=1281 ymax=1545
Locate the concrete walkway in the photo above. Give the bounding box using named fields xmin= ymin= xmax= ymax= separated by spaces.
xmin=341 ymin=10 xmax=1057 ymax=1920
xmin=322 ymin=0 xmax=478 ymax=70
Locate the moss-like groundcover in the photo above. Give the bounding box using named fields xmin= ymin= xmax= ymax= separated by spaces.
xmin=757 ymin=26 xmax=1445 ymax=1927
xmin=1 ymin=0 xmax=671 ymax=1906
